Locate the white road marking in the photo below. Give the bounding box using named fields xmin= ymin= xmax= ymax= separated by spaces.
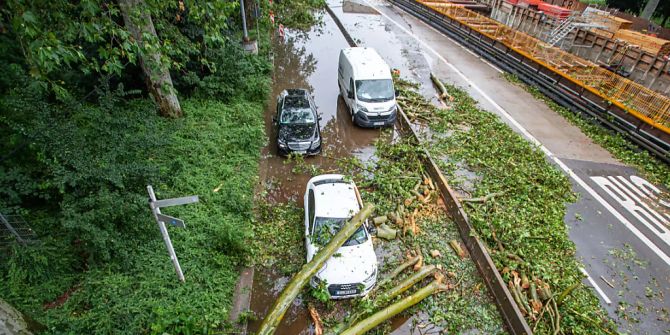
xmin=580 ymin=268 xmax=612 ymax=305
xmin=364 ymin=0 xmax=670 ymax=266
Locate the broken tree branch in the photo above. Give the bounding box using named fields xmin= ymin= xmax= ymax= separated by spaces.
xmin=340 ymin=280 xmax=450 ymax=335
xmin=308 ymin=303 xmax=323 ymax=335
xmin=430 ymin=72 xmax=452 ymax=101
xmin=460 ymin=191 xmax=506 ymax=203
xmin=381 ymin=265 xmax=437 ymax=302
xmin=377 ymin=255 xmax=420 ymax=289
xmin=256 ymin=204 xmax=375 ymax=335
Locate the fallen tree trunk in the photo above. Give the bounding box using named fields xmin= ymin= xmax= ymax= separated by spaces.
xmin=341 ymin=264 xmax=437 ymax=332
xmin=340 ymin=280 xmax=450 ymax=335
xmin=256 ymin=204 xmax=375 ymax=335
xmin=460 ymin=191 xmax=506 ymax=203
xmin=119 ymin=0 xmax=182 ymax=118
xmin=381 ymin=265 xmax=436 ymax=302
xmin=376 ymin=255 xmax=420 ymax=290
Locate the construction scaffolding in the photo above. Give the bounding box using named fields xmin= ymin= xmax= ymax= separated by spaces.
xmin=417 ymin=0 xmax=670 ymax=135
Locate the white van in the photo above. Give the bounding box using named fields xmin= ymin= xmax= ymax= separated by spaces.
xmin=338 ymin=47 xmax=397 ymax=127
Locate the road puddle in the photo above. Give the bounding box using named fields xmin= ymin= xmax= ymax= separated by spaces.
xmin=251 ymin=10 xmax=409 ymax=335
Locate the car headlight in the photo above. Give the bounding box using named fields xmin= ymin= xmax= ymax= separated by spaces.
xmin=357 ymin=106 xmax=368 ymax=114
xmin=389 ymin=104 xmax=397 ymax=113
xmin=278 ymin=138 xmax=287 ymax=147
xmin=310 ymin=139 xmax=320 ymax=150
xmin=363 ymin=269 xmax=377 ymax=284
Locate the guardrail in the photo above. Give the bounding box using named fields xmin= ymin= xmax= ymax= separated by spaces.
xmin=395 ymin=110 xmax=533 ymax=335
xmin=389 ymin=0 xmax=670 ymax=163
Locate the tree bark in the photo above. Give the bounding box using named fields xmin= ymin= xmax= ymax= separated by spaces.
xmin=119 ymin=0 xmax=182 ymax=118
xmin=641 ymin=0 xmax=660 ymax=20
xmin=1 ymin=298 xmax=44 ymax=334
xmin=256 ymin=204 xmax=375 ymax=335
xmin=340 ymin=280 xmax=449 ymax=335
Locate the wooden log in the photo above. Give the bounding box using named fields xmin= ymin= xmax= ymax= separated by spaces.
xmin=377 ymin=223 xmax=397 ymax=240
xmin=308 ymin=303 xmax=323 ymax=335
xmin=340 ymin=280 xmax=449 ymax=335
xmin=614 ymin=29 xmax=670 ymax=56
xmin=372 ymin=216 xmax=388 ymax=225
xmin=430 ymin=72 xmax=452 ymax=101
xmin=256 ymin=204 xmax=375 ymax=335
xmin=381 ymin=265 xmax=436 ymax=301
xmin=449 ymin=240 xmax=466 ymax=258
xmin=377 ymin=255 xmax=420 ymax=289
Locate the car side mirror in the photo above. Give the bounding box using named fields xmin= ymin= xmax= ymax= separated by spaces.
xmin=318 ymin=114 xmax=323 ymax=121
xmin=366 ymin=221 xmax=377 ymax=236
xmin=395 ymin=89 xmax=399 ymax=97
xmin=347 ymin=90 xmax=354 ymax=99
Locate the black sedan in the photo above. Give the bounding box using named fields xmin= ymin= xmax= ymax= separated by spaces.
xmin=274 ymin=89 xmax=322 ymax=156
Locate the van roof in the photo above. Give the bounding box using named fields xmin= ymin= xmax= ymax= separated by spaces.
xmin=342 ymin=47 xmax=392 ymax=80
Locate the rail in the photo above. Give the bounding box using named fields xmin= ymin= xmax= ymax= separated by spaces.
xmin=388 ymin=0 xmax=670 ymax=162
xmin=417 ymin=0 xmax=670 ymax=134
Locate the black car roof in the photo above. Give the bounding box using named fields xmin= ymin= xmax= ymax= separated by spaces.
xmin=285 ymin=88 xmax=309 ymax=96
xmin=282 ymin=89 xmax=312 ymax=110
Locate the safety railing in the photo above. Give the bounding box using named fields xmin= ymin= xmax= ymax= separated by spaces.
xmin=418 ymin=0 xmax=670 ymax=134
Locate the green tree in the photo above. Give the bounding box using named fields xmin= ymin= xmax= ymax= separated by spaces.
xmin=1 ymin=0 xmax=237 ymax=117
xmin=605 ymin=0 xmax=643 ymax=14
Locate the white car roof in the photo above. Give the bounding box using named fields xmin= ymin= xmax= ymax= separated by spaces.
xmin=342 ymin=47 xmax=392 ymax=81
xmin=310 ymin=175 xmax=360 ymax=218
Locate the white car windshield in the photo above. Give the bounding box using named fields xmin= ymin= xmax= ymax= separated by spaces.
xmin=314 ymin=217 xmax=367 ymax=246
xmin=355 ymin=79 xmax=394 ymax=103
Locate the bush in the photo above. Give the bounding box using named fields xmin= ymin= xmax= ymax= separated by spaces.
xmin=1 ymin=98 xmax=266 ymax=334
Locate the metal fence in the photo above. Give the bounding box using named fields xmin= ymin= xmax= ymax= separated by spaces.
xmin=418 ymin=0 xmax=670 ymax=134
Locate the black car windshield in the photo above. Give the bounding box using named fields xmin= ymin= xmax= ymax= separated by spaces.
xmin=355 ymin=79 xmax=394 ymax=102
xmin=281 ymin=96 xmax=315 ymax=124
xmin=313 ymin=217 xmax=367 ymax=247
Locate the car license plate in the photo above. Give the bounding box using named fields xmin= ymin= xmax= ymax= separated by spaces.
xmin=295 ymin=150 xmax=306 ymax=154
xmin=373 ymin=121 xmax=384 ymax=126
xmin=336 ymin=289 xmax=357 ymax=295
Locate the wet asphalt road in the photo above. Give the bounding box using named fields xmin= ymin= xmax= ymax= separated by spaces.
xmin=245 ymin=0 xmax=670 ymax=333
xmin=327 ymin=0 xmax=670 ymax=333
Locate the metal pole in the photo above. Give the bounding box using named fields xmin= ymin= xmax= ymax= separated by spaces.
xmin=240 ymin=0 xmax=249 ymax=40
xmin=147 ymin=185 xmax=185 ymax=282
xmin=0 ymin=213 xmax=26 ymax=245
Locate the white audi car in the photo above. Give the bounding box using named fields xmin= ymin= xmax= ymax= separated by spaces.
xmin=304 ymin=174 xmax=378 ymax=299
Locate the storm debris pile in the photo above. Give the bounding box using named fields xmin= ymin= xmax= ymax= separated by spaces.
xmin=393 ymin=74 xmax=618 ymax=334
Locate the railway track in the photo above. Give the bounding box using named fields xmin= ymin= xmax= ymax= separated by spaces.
xmin=389 ymin=0 xmax=670 ymax=163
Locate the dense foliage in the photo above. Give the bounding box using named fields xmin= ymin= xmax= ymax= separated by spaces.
xmin=0 ymin=0 xmax=324 ymax=333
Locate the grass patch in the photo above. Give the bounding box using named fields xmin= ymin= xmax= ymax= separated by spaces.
xmin=502 ymin=72 xmax=670 ymax=188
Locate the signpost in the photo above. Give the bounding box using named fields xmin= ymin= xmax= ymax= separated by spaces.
xmin=147 ymin=185 xmax=199 ymax=282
